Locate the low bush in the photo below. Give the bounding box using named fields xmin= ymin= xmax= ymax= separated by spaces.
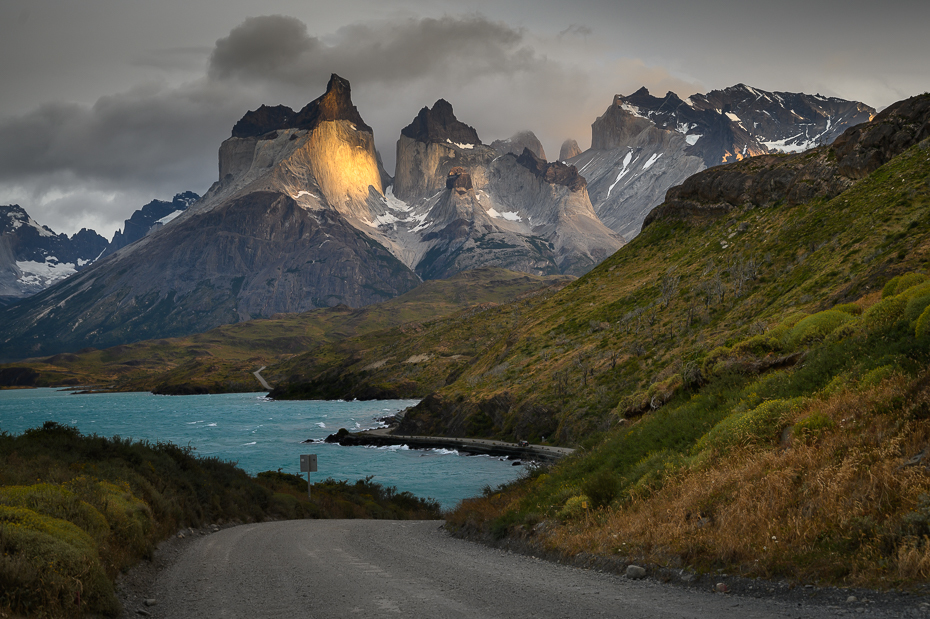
xmin=786 ymin=310 xmax=855 ymax=349
xmin=695 ymin=398 xmax=806 ymax=454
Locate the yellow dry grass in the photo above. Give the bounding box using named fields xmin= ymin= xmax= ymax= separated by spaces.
xmin=545 ymin=377 xmax=930 ymax=585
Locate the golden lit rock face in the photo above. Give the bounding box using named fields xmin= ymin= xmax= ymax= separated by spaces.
xmin=307 ymin=121 xmax=383 ymax=216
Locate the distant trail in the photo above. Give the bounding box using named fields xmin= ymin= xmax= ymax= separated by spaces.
xmin=130 ymin=520 xmax=847 ymax=619
xmin=252 ymin=366 xmax=271 ymax=390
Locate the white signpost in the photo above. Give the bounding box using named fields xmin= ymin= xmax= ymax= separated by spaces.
xmin=300 ymin=454 xmax=318 ymax=498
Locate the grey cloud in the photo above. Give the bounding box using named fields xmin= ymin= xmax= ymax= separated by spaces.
xmin=208 ymin=14 xmax=541 ymax=88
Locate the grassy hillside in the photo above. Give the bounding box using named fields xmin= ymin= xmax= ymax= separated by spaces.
xmin=0 ymin=268 xmax=570 ymax=394
xmin=267 ymin=96 xmax=930 ymax=447
xmin=435 ymin=95 xmax=930 ymax=587
xmin=0 ymin=423 xmax=440 ymax=617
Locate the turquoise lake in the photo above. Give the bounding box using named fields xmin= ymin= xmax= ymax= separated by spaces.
xmin=0 ymin=389 xmax=523 ymax=508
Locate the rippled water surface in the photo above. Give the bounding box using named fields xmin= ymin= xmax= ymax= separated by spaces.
xmin=0 ymin=389 xmax=523 ymax=508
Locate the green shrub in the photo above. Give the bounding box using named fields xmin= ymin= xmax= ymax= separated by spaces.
xmin=861 ymin=296 xmax=908 ymax=332
xmin=833 ymin=303 xmax=863 ymax=316
xmin=558 ymin=494 xmax=590 ymax=521
xmin=792 ymin=412 xmax=836 ymax=443
xmin=581 ymin=470 xmax=620 ymax=509
xmin=905 ymin=294 xmax=930 ymax=324
xmin=778 ymin=312 xmax=810 ymax=329
xmin=882 ymin=275 xmax=903 ymax=298
xmin=860 ymin=365 xmax=896 ymax=387
xmin=702 ymin=346 xmax=732 ymax=376
xmin=917 ymin=305 xmax=930 ymax=339
xmin=786 ymin=310 xmax=855 ymax=349
xmin=732 ymin=334 xmax=782 ymax=356
xmin=0 ymin=483 xmax=109 ymax=541
xmin=889 ymin=273 xmax=927 ymax=297
xmin=0 ymin=505 xmax=118 ymax=616
xmin=695 ymin=398 xmax=805 ymax=453
xmin=899 ymin=280 xmax=930 ymax=301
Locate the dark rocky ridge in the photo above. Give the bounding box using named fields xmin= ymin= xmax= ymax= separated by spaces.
xmin=643 ymin=93 xmax=930 ymax=229
xmin=104 ymin=192 xmax=199 ymax=257
xmin=515 ymin=148 xmax=586 ymax=192
xmin=231 ymin=74 xmax=371 ymax=138
xmin=401 ymin=99 xmax=481 ymax=145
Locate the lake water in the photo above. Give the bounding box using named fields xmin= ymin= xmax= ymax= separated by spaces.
xmin=0 ymin=389 xmax=523 ymax=508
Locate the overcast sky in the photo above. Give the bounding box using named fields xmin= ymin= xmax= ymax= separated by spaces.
xmin=1 ymin=0 xmax=927 ymax=238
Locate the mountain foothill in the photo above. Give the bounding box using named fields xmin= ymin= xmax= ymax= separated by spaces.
xmin=0 ymin=75 xmax=876 ymax=360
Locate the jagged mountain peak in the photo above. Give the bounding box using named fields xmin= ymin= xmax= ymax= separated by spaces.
xmin=559 ymin=139 xmax=582 ymax=160
xmin=400 ymin=99 xmax=481 ymax=146
xmin=490 ymin=131 xmax=546 ymax=160
xmin=515 ymin=148 xmax=586 ymax=192
xmin=231 ymin=74 xmax=371 ymax=139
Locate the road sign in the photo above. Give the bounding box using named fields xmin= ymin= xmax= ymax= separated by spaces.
xmin=300 ymin=454 xmax=318 ymax=472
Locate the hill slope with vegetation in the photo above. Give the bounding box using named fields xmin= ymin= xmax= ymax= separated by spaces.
xmin=0 ymin=268 xmax=570 ymax=395
xmin=435 ymin=94 xmax=930 ymax=587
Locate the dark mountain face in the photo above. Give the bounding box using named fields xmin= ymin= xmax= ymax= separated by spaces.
xmin=400 ymin=99 xmax=481 ymax=145
xmin=104 ymin=192 xmax=199 ymax=257
xmin=231 ymin=74 xmax=372 ymax=139
xmin=0 ymin=206 xmax=108 ymax=305
xmin=0 ymin=192 xmax=419 ymax=359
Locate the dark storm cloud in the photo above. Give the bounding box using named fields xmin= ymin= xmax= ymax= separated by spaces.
xmin=208 ymin=14 xmax=546 ymax=88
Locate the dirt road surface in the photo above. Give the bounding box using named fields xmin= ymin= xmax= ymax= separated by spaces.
xmin=125 ymin=520 xmax=920 ymax=618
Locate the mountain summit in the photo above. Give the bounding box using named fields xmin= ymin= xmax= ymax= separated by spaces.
xmin=567 ymin=84 xmax=875 ymax=238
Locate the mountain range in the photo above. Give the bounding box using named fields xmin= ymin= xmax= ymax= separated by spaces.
xmin=0 ymin=76 xmax=875 ymax=359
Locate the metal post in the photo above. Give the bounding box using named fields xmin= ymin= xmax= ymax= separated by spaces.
xmin=300 ymin=454 xmax=318 ymax=500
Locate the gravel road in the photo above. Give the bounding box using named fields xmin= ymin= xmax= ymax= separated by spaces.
xmin=122 ymin=520 xmax=928 ymax=618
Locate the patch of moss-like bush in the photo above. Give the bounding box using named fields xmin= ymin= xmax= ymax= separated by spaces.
xmin=0 ymin=505 xmax=118 ymax=616
xmin=884 ymin=273 xmax=927 ymax=298
xmin=786 ymin=310 xmax=855 ymax=349
xmin=558 ymin=494 xmax=590 ymax=521
xmin=915 ymin=305 xmax=930 ymax=339
xmin=904 ymin=294 xmax=930 ymax=324
xmin=581 ymin=469 xmax=620 ymax=509
xmin=860 ymin=365 xmax=897 ymax=388
xmin=833 ymin=303 xmax=863 ymax=316
xmin=861 ymin=296 xmax=908 ymax=332
xmin=695 ymin=398 xmax=805 ymax=454
xmin=792 ymin=412 xmax=836 ymax=443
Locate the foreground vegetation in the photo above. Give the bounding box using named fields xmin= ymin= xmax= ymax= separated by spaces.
xmin=448 ymin=271 xmax=930 ymax=586
xmin=0 ymin=424 xmax=440 ymax=617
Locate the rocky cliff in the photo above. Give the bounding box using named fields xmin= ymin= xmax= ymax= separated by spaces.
xmin=490 ymin=131 xmax=547 ymax=160
xmin=569 ymin=84 xmax=876 ymax=239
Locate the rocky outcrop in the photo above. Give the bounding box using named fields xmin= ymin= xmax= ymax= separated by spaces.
xmin=231 ymin=75 xmax=371 ymax=138
xmin=642 ymin=93 xmax=928 ymax=229
xmin=559 ymin=139 xmax=582 ymax=161
xmin=832 ymin=94 xmax=930 ymax=179
xmin=0 ymin=206 xmax=108 ymax=305
xmin=515 ymin=149 xmax=586 ymax=192
xmin=393 ymin=100 xmax=496 ymax=204
xmin=104 ymin=192 xmax=199 ymax=257
xmin=491 ymin=131 xmax=546 ymax=161
xmin=568 ymin=84 xmax=876 ymax=239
